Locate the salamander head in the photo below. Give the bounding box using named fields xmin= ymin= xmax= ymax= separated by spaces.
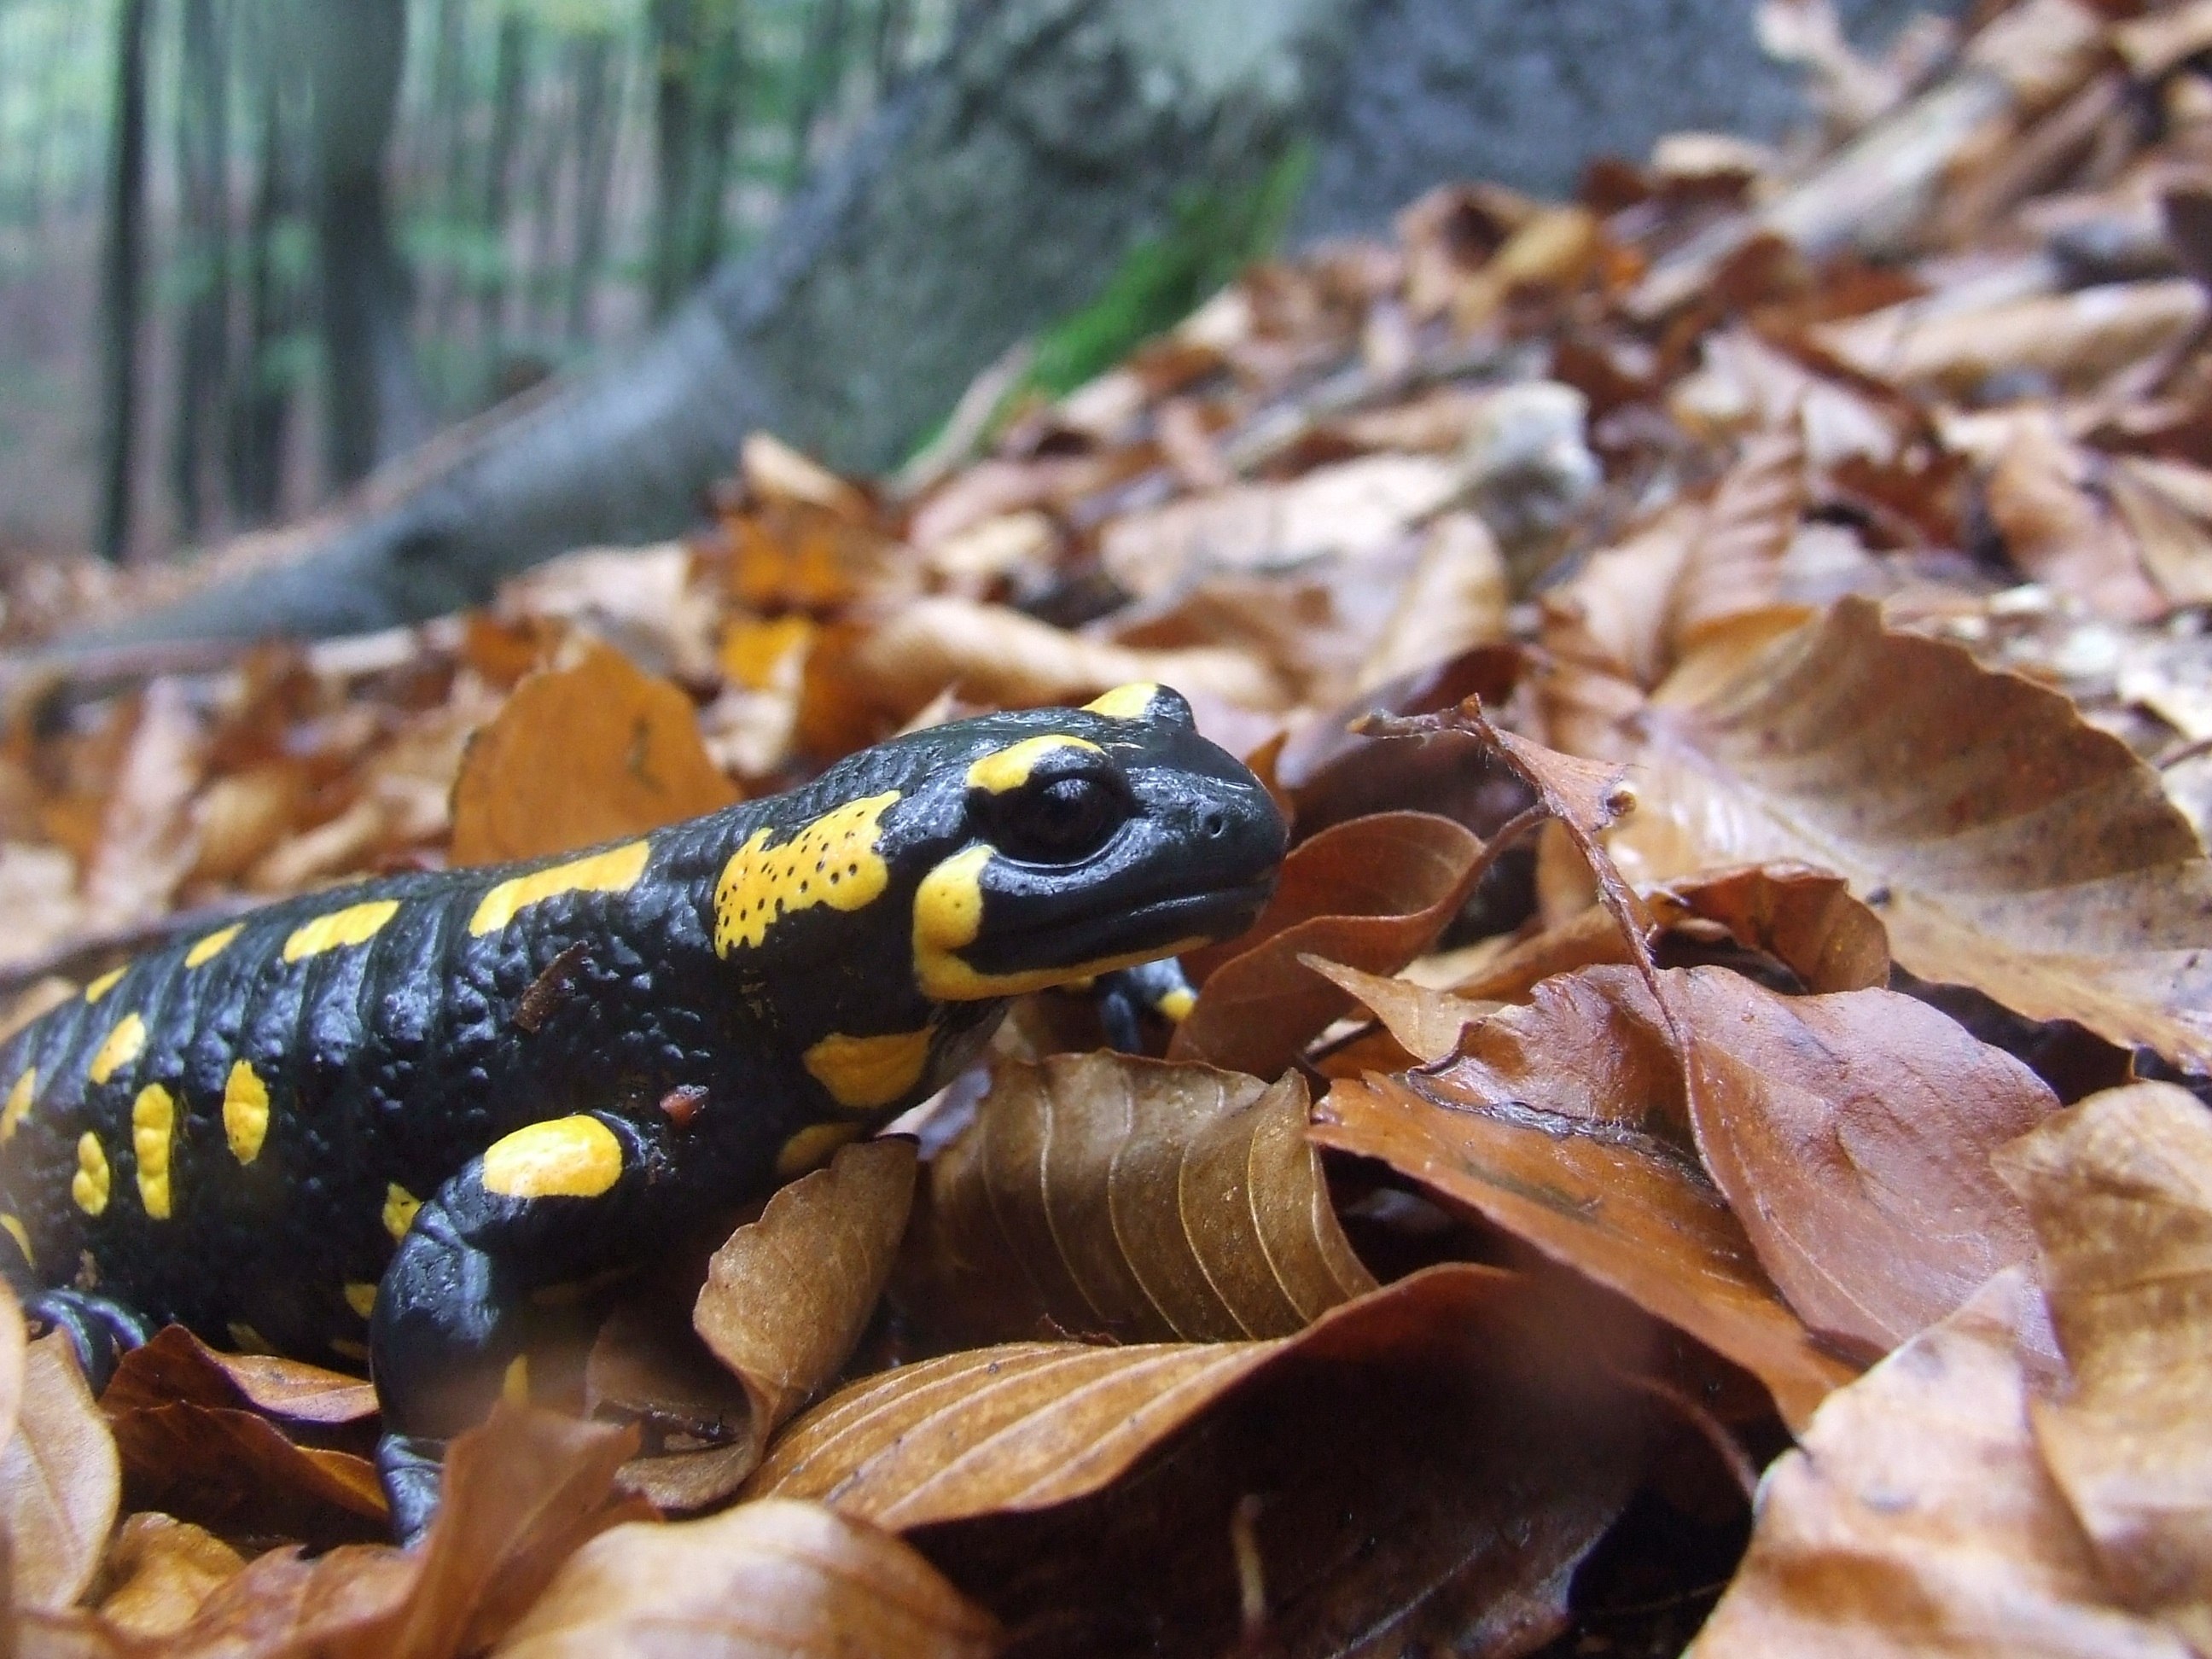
xmin=711 ymin=684 xmax=1286 ymax=1000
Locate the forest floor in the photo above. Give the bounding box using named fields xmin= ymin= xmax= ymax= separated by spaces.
xmin=1 ymin=0 xmax=2211 ymax=1655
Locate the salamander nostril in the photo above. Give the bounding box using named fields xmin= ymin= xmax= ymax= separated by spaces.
xmin=1202 ymin=812 xmax=1226 ymax=838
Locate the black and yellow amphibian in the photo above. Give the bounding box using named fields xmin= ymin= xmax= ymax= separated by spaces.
xmin=0 ymin=684 xmax=1284 ymax=1540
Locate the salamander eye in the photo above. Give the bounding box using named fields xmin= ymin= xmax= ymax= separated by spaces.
xmin=998 ymin=776 xmax=1122 ymax=863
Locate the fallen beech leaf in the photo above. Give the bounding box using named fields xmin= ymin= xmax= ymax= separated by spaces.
xmin=614 ymin=1138 xmax=918 ymax=1508
xmin=1689 ymin=1269 xmax=2188 ymax=1659
xmin=1813 ymin=278 xmax=2206 ymax=397
xmin=103 ymin=1401 xmax=387 ymax=1543
xmin=493 ymin=1499 xmax=1002 ymax=1659
xmin=898 ymin=1056 xmax=1374 ymax=1346
xmin=754 ymin=1266 xmax=1644 ymax=1658
xmin=0 ymin=1278 xmax=25 ymax=1450
xmin=1450 ymin=863 xmax=1889 ymax=1004
xmin=1611 ymin=597 xmax=2212 ymax=1069
xmin=1302 ymin=955 xmax=1495 ymax=1063
xmin=96 ymin=1514 xmax=245 ymax=1639
xmin=1986 ymin=413 xmax=2167 ymax=622
xmin=741 ymin=431 xmax=874 ymax=522
xmin=0 ymin=1335 xmax=120 ymax=1611
xmin=1669 ymin=964 xmax=2057 ymax=1355
xmin=1995 ymin=1084 xmax=2212 ymax=1646
xmin=80 ymin=680 xmax=207 ymax=934
xmin=1314 ymin=1021 xmax=1854 ymax=1429
xmin=848 ymin=597 xmax=1286 ymax=718
xmin=103 ymin=1324 xmax=375 ymax=1426
xmin=1170 ymin=812 xmax=1486 ymax=1075
xmin=1671 ymin=426 xmax=1807 ymax=650
xmin=1353 ymin=513 xmax=1511 ymax=694
xmin=449 ymin=641 xmax=739 ymax=864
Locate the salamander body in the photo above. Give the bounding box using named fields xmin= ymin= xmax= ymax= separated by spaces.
xmin=0 ymin=682 xmax=1285 ymax=1536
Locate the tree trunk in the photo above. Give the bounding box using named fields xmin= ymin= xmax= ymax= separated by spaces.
xmin=74 ymin=0 xmax=1356 ymax=640
xmin=566 ymin=32 xmax=621 ymax=344
xmin=228 ymin=15 xmax=299 ymax=527
xmin=477 ymin=12 xmax=531 ymax=340
xmin=873 ymin=0 xmax=913 ymax=92
xmin=422 ymin=0 xmax=474 ymax=337
xmin=685 ymin=6 xmax=746 ymax=288
xmin=94 ymin=0 xmax=152 ymax=563
xmin=648 ymin=0 xmax=702 ymax=319
xmin=784 ymin=0 xmax=849 ymax=191
xmin=172 ymin=0 xmax=232 ymax=542
xmin=307 ymin=0 xmax=426 ymax=487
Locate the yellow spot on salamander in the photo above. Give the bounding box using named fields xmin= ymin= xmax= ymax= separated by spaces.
xmin=382 ymin=1183 xmax=422 ymax=1243
xmin=185 ymin=924 xmax=242 ymax=968
xmin=0 ymin=1069 xmax=35 ymax=1144
xmin=282 ymin=899 xmax=400 ymax=963
xmin=1158 ymin=985 xmax=1196 ymax=1022
xmin=84 ymin=967 xmax=125 ymax=1003
xmin=468 ymin=840 xmax=652 ymax=936
xmin=481 ymin=1115 xmax=624 ymax=1199
xmin=714 ymin=792 xmax=899 ymax=955
xmin=72 ymin=1133 xmax=110 ymax=1216
xmin=224 ymin=1061 xmax=271 ymax=1165
xmin=911 ymin=845 xmax=1208 ymax=999
xmin=964 ymin=735 xmax=1103 ymax=795
xmin=1 ymin=1214 xmax=32 ymax=1266
xmin=776 ymin=1121 xmax=864 ymax=1179
xmin=88 ymin=1014 xmax=145 ymax=1086
xmin=133 ymin=1084 xmax=176 ymax=1220
xmin=802 ymin=1028 xmax=934 ymax=1111
xmin=1082 ymin=682 xmax=1162 ymax=720
xmin=502 ymin=1353 xmax=532 ymax=1404
xmin=344 ymin=1282 xmax=378 ymax=1319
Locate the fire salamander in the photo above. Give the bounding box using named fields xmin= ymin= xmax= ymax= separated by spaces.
xmin=0 ymin=683 xmax=1284 ymax=1540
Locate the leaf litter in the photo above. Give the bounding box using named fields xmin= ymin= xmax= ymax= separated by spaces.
xmin=9 ymin=0 xmax=2212 ymax=1650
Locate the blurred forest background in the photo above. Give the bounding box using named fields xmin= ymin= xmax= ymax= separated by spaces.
xmin=0 ymin=0 xmax=952 ymax=562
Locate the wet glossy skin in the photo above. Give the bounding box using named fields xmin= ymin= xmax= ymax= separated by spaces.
xmin=0 ymin=682 xmax=1285 ymax=1537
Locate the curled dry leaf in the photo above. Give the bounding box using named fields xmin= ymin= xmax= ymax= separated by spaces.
xmin=1670 ymin=426 xmax=1808 ymax=651
xmin=1689 ymin=1268 xmax=2189 ymax=1659
xmin=102 ymin=1401 xmax=387 ymax=1543
xmin=1313 ymin=1006 xmax=1854 ymax=1429
xmin=897 ymin=1055 xmax=1374 ymax=1348
xmin=1302 ymin=955 xmax=1495 ymax=1065
xmin=621 ymin=1138 xmax=918 ymax=1509
xmin=1169 ymin=812 xmax=1485 ymax=1076
xmin=102 ymin=1324 xmax=375 ymax=1426
xmin=1986 ymin=412 xmax=2168 ymax=622
xmin=1353 ymin=512 xmax=1510 ymax=695
xmin=80 ymin=680 xmax=207 ymax=934
xmin=1994 ymin=1084 xmax=2212 ymax=1647
xmin=1610 ymin=597 xmax=2212 ymax=1070
xmin=0 ymin=1277 xmax=25 ymax=1450
xmin=754 ymin=1265 xmax=1644 ymax=1659
xmin=96 ymin=1514 xmax=246 ymax=1639
xmin=1449 ymin=862 xmax=1889 ymax=1005
xmin=492 ymin=1499 xmax=1002 ymax=1659
xmin=1 ymin=1335 xmax=120 ymax=1612
xmin=449 ymin=641 xmax=739 ymax=864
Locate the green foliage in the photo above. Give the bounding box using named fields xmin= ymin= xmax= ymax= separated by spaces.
xmin=1024 ymin=139 xmax=1313 ymax=399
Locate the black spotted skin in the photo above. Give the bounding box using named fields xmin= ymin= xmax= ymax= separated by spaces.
xmin=0 ymin=684 xmax=1284 ymax=1534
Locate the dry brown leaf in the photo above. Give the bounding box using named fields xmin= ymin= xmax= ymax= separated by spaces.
xmin=80 ymin=681 xmax=206 ymax=934
xmin=1689 ymin=1268 xmax=2189 ymax=1659
xmin=0 ymin=1278 xmax=25 ymax=1451
xmin=1995 ymin=1084 xmax=2212 ymax=1647
xmin=449 ymin=641 xmax=739 ymax=864
xmin=741 ymin=432 xmax=874 ymax=523
xmin=103 ymin=1324 xmax=375 ymax=1426
xmin=1302 ymin=955 xmax=1495 ymax=1064
xmin=493 ymin=1499 xmax=1003 ymax=1659
xmin=1610 ymin=597 xmax=2212 ymax=1069
xmin=847 ymin=597 xmax=1287 ymax=719
xmin=619 ymin=1137 xmax=918 ymax=1508
xmin=1986 ymin=414 xmax=2168 ymax=621
xmin=1313 ymin=989 xmax=1855 ymax=1429
xmin=1671 ymin=427 xmax=1809 ymax=650
xmin=1169 ymin=812 xmax=1485 ymax=1076
xmin=1667 ymin=964 xmax=2057 ymax=1355
xmin=102 ymin=1401 xmax=387 ymax=1544
xmin=1814 ymin=278 xmax=2207 ymax=397
xmin=754 ymin=1265 xmax=1644 ymax=1656
xmin=1 ymin=1335 xmax=120 ymax=1612
xmin=1353 ymin=512 xmax=1509 ymax=693
xmin=898 ymin=1055 xmax=1374 ymax=1347
xmin=95 ymin=1514 xmax=246 ymax=1639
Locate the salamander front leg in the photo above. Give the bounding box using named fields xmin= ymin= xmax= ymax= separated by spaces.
xmin=1096 ymin=958 xmax=1199 ymax=1052
xmin=24 ymin=1289 xmax=149 ymax=1394
xmin=370 ymin=1110 xmax=669 ymax=1544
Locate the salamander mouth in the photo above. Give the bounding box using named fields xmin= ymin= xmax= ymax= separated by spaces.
xmin=987 ymin=876 xmax=1276 ymax=970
